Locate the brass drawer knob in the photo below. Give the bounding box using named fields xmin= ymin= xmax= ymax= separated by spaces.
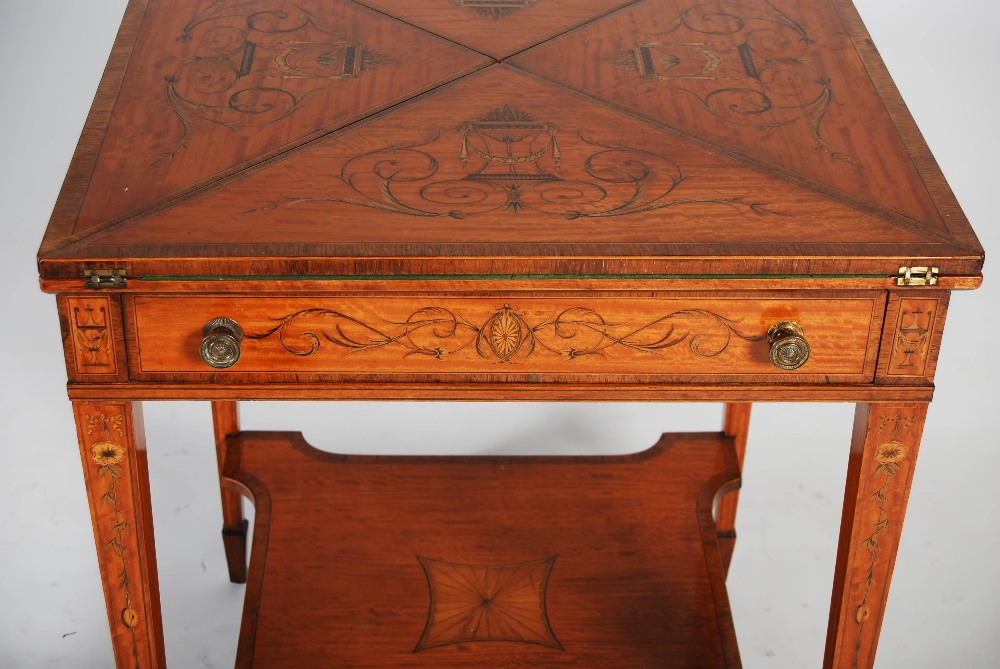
xmin=767 ymin=321 xmax=810 ymax=371
xmin=200 ymin=317 xmax=244 ymax=369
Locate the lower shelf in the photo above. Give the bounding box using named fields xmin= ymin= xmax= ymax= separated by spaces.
xmin=223 ymin=431 xmax=742 ymax=668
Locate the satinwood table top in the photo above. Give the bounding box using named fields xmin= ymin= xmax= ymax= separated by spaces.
xmin=37 ymin=0 xmax=983 ymax=280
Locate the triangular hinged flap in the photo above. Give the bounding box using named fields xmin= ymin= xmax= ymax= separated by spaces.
xmin=509 ymin=0 xmax=973 ymax=248
xmin=350 ymin=0 xmax=641 ymax=59
xmin=61 ymin=66 xmax=953 ymax=268
xmin=54 ymin=0 xmax=487 ymax=245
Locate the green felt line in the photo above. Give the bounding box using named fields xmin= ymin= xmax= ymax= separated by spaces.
xmin=142 ymin=273 xmax=888 ymax=281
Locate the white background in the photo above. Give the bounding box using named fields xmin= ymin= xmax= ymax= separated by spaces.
xmin=1 ymin=1 xmax=997 ymax=667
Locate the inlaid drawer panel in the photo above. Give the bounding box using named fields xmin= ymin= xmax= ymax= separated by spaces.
xmin=125 ymin=295 xmax=885 ymax=383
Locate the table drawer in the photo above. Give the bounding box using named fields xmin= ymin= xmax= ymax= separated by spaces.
xmin=126 ymin=295 xmax=884 ymax=383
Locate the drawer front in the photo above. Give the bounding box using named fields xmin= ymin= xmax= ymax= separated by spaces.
xmin=126 ymin=295 xmax=884 ymax=383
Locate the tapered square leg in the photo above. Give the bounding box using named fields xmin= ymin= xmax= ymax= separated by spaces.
xmin=74 ymin=401 xmax=166 ymax=669
xmin=824 ymin=403 xmax=928 ymax=669
xmin=716 ymin=403 xmax=751 ymax=576
xmin=212 ymin=401 xmax=247 ymax=583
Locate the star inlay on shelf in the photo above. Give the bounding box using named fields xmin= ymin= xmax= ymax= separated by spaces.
xmin=415 ymin=556 xmax=563 ymax=652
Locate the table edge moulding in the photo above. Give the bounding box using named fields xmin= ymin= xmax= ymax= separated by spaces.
xmin=36 ymin=0 xmax=984 ymax=668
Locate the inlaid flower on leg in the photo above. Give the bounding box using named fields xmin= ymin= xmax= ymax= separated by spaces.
xmin=874 ymin=440 xmax=907 ymax=467
xmin=852 ymin=414 xmax=914 ymax=667
xmin=93 ymin=441 xmax=125 ymax=467
xmin=85 ymin=413 xmax=142 ymax=666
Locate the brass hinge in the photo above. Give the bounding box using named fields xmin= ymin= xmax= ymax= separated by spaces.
xmin=896 ymin=266 xmax=938 ymax=287
xmin=84 ymin=269 xmax=127 ymax=290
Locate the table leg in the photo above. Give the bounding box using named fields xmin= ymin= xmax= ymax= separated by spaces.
xmin=73 ymin=401 xmax=166 ymax=669
xmin=716 ymin=403 xmax=752 ymax=576
xmin=824 ymin=403 xmax=928 ymax=669
xmin=211 ymin=401 xmax=248 ymax=584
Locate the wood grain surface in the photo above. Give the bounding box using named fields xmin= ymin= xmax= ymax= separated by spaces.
xmin=125 ymin=293 xmax=884 ymax=383
xmin=351 ymin=0 xmax=640 ymax=58
xmin=716 ymin=403 xmax=752 ymax=575
xmin=86 ymin=66 xmax=929 ymax=251
xmin=825 ymin=403 xmax=928 ymax=669
xmin=224 ymin=430 xmax=742 ymax=668
xmin=510 ymin=0 xmax=950 ymax=232
xmin=211 ymin=401 xmax=247 ymax=584
xmin=59 ymin=0 xmax=487 ymax=239
xmin=58 ymin=294 xmax=128 ymax=382
xmin=886 ymin=299 xmax=941 ymax=377
xmin=35 ymin=2 xmax=985 ymax=668
xmin=63 ymin=381 xmax=936 ymax=403
xmin=35 ymin=0 xmax=983 ymax=280
xmin=875 ymin=290 xmax=950 ymax=385
xmin=73 ymin=402 xmax=165 ymax=669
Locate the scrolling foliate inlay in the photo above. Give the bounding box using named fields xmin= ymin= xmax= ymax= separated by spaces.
xmin=852 ymin=414 xmax=914 ymax=667
xmin=246 ymin=304 xmax=763 ymax=363
xmin=605 ymin=0 xmax=855 ymax=166
xmin=248 ymin=104 xmax=784 ymax=219
xmin=85 ymin=413 xmax=142 ymax=666
xmin=415 ymin=556 xmax=562 ymax=651
xmin=449 ymin=0 xmax=543 ymax=19
xmin=156 ymin=1 xmax=395 ymax=163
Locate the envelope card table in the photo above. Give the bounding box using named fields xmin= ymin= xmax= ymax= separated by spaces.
xmin=36 ymin=0 xmax=984 ymax=667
